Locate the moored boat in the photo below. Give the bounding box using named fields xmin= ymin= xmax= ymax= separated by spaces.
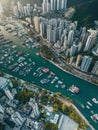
xmin=68 ymin=85 xmax=80 ymax=94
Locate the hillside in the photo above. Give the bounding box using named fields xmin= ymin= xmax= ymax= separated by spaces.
xmin=1 ymin=0 xmax=98 ymax=28
xmin=71 ymin=0 xmax=98 ymax=28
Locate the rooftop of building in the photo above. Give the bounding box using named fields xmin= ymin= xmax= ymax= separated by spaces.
xmin=58 ymin=115 xmax=79 ymax=130
xmin=0 ymin=77 xmax=8 ymax=87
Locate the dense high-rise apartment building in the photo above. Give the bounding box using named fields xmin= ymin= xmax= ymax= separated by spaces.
xmin=13 ymin=1 xmax=33 ymax=18
xmin=80 ymin=27 xmax=87 ymax=43
xmin=42 ymin=0 xmax=67 ymax=13
xmin=63 ymin=36 xmax=68 ymax=50
xmin=61 ymin=0 xmax=67 ymax=9
xmin=68 ymin=30 xmax=74 ymax=47
xmin=50 ymin=0 xmax=54 ymax=10
xmin=91 ymin=61 xmax=98 ymax=75
xmin=0 ymin=105 xmax=4 ymax=114
xmin=47 ymin=25 xmax=56 ymax=43
xmin=33 ymin=16 xmax=40 ymax=33
xmin=70 ymin=44 xmax=79 ymax=56
xmin=0 ymin=77 xmax=13 ymax=100
xmin=42 ymin=0 xmax=50 ymax=13
xmin=84 ymin=35 xmax=95 ymax=52
xmin=80 ymin=56 xmax=92 ymax=72
xmin=17 ymin=1 xmax=24 ymax=18
xmin=11 ymin=112 xmax=25 ymax=126
xmin=40 ymin=18 xmax=48 ymax=37
xmin=29 ymin=98 xmax=40 ymax=117
xmin=75 ymin=55 xmax=83 ymax=68
xmin=84 ymin=29 xmax=97 ymax=52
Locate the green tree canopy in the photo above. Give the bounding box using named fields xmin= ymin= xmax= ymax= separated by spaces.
xmin=44 ymin=121 xmax=58 ymax=130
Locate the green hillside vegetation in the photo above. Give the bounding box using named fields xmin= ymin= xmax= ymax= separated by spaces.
xmin=71 ymin=0 xmax=98 ymax=28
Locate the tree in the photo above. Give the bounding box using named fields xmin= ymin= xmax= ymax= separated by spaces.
xmin=62 ymin=103 xmax=67 ymax=112
xmin=10 ymin=77 xmax=19 ymax=88
xmin=0 ymin=122 xmax=4 ymax=130
xmin=40 ymin=45 xmax=54 ymax=59
xmin=15 ymin=88 xmax=34 ymax=103
xmin=0 ymin=71 xmax=4 ymax=77
xmin=53 ymin=103 xmax=58 ymax=112
xmin=44 ymin=122 xmax=58 ymax=130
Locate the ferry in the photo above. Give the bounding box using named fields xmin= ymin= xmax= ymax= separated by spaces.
xmin=68 ymin=85 xmax=80 ymax=94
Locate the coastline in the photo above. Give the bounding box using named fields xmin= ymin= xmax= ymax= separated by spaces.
xmin=3 ymin=71 xmax=95 ymax=130
xmin=72 ymin=104 xmax=95 ymax=130
xmin=1 ymin=54 xmax=96 ymax=130
xmin=50 ymin=60 xmax=98 ymax=86
xmin=40 ymin=53 xmax=98 ymax=87
xmin=40 ymin=54 xmax=97 ymax=130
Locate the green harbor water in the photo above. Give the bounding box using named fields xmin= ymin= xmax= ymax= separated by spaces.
xmin=0 ymin=23 xmax=98 ymax=130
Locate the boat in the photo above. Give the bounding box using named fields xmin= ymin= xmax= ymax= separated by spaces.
xmin=61 ymin=84 xmax=66 ymax=89
xmin=68 ymin=85 xmax=80 ymax=94
xmin=40 ymin=79 xmax=49 ymax=84
xmin=81 ymin=104 xmax=85 ymax=109
xmin=58 ymin=81 xmax=63 ymax=84
xmin=87 ymin=101 xmax=92 ymax=107
xmin=51 ymin=80 xmax=55 ymax=84
xmin=91 ymin=111 xmax=94 ymax=114
xmin=38 ymin=73 xmax=43 ymax=77
xmin=47 ymin=75 xmax=51 ymax=78
xmin=55 ymin=76 xmax=58 ymax=80
xmin=32 ymin=62 xmax=35 ymax=65
xmin=33 ymin=72 xmax=36 ymax=76
xmin=92 ymin=98 xmax=98 ymax=104
xmin=91 ymin=114 xmax=98 ymax=123
xmin=21 ymin=42 xmax=25 ymax=45
xmin=43 ymin=68 xmax=49 ymax=73
xmin=86 ymin=105 xmax=90 ymax=109
xmin=55 ymin=85 xmax=59 ymax=88
xmin=50 ymin=71 xmax=55 ymax=76
xmin=36 ymin=52 xmax=40 ymax=56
